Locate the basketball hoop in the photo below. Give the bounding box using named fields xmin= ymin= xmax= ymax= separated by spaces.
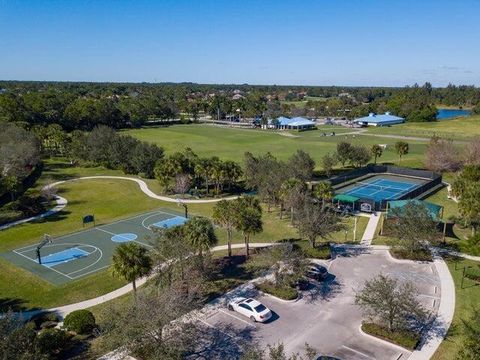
xmin=177 ymin=199 xmax=188 ymax=218
xmin=36 ymin=234 xmax=53 ymax=265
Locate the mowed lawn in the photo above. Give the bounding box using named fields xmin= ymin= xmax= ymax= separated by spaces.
xmin=124 ymin=124 xmax=429 ymax=168
xmin=0 ymin=156 xmax=368 ymax=309
xmin=432 ymin=258 xmax=480 ymax=359
xmin=365 ymin=115 xmax=480 ymax=141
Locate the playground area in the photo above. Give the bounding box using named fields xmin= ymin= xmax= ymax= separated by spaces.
xmin=0 ymin=209 xmax=187 ymax=285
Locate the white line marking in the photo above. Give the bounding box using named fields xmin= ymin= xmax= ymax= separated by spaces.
xmin=217 ymin=309 xmax=256 ymax=328
xmin=65 ymin=247 xmax=103 ymax=276
xmin=95 ymin=227 xmax=152 ymax=248
xmin=69 ymin=264 xmax=111 ymax=279
xmin=342 ymin=345 xmax=375 ymax=359
xmin=196 ymin=318 xmax=238 ymax=339
xmin=12 ymin=249 xmax=73 ymax=279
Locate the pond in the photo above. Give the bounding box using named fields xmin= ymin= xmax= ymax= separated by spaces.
xmin=437 ymin=108 xmax=471 ymax=120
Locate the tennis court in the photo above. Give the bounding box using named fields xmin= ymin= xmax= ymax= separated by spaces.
xmin=0 ymin=209 xmax=188 ymax=285
xmin=344 ymin=178 xmax=418 ymax=201
xmin=335 ymin=173 xmax=427 ymax=203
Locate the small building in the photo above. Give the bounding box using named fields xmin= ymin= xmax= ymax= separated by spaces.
xmin=354 ymin=112 xmax=405 ymax=127
xmin=270 ymin=116 xmax=316 ymax=130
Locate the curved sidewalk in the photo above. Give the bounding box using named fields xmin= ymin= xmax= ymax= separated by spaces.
xmin=0 ymin=176 xmax=239 ymax=231
xmin=42 ymin=243 xmax=274 ymax=319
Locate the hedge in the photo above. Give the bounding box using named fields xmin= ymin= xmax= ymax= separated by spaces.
xmin=63 ymin=309 xmax=96 ymax=335
xmin=362 ymin=322 xmax=421 ymax=350
xmin=256 ymin=281 xmax=298 ymax=300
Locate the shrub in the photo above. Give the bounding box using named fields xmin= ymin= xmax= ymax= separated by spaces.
xmin=63 ymin=309 xmax=96 ymax=334
xmin=390 ymin=248 xmax=433 ymax=262
xmin=256 ymin=281 xmax=298 ymax=300
xmin=362 ymin=322 xmax=421 ymax=350
xmin=36 ymin=328 xmax=71 ymax=357
xmin=302 ymin=245 xmax=331 ymax=260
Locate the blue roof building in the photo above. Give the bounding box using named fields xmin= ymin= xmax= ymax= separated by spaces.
xmin=354 ymin=112 xmax=405 ymax=127
xmin=268 ymin=116 xmax=316 ymax=130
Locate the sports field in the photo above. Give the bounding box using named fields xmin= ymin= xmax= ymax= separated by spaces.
xmin=124 ymin=124 xmax=430 ymax=168
xmin=0 ymin=209 xmax=186 ymax=285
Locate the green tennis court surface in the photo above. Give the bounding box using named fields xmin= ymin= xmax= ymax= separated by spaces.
xmin=0 ymin=209 xmax=188 ymax=285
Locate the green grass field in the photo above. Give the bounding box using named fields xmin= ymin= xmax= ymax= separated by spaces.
xmin=124 ymin=124 xmax=429 ymax=168
xmin=432 ymin=258 xmax=480 ymax=359
xmin=365 ymin=115 xmax=480 ymax=141
xmin=0 ymin=157 xmax=366 ymax=309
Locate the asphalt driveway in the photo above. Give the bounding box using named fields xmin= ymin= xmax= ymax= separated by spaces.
xmin=189 ymin=247 xmax=441 ymax=360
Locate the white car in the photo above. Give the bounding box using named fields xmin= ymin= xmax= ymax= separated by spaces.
xmin=227 ymin=297 xmax=272 ymax=323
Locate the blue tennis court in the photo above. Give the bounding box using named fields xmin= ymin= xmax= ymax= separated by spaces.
xmin=344 ymin=178 xmax=418 ymax=202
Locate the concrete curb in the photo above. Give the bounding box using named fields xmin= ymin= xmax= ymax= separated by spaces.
xmin=358 ymin=324 xmax=413 ymax=354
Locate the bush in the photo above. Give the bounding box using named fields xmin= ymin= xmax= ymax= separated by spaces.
xmin=390 ymin=248 xmax=433 ymax=262
xmin=0 ymin=209 xmax=23 ymax=225
xmin=362 ymin=322 xmax=421 ymax=350
xmin=36 ymin=328 xmax=71 ymax=357
xmin=302 ymin=245 xmax=331 ymax=260
xmin=256 ymin=281 xmax=298 ymax=300
xmin=63 ymin=310 xmax=96 ymax=335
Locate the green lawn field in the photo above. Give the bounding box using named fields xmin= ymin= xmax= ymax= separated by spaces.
xmin=124 ymin=124 xmax=429 ymax=168
xmin=432 ymin=258 xmax=480 ymax=359
xmin=365 ymin=115 xmax=480 ymax=141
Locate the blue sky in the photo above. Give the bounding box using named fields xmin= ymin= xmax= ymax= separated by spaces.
xmin=0 ymin=0 xmax=479 ymax=86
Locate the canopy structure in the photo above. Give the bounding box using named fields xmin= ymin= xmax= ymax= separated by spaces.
xmin=386 ymin=199 xmax=444 ymax=220
xmin=333 ymin=194 xmax=360 ymax=203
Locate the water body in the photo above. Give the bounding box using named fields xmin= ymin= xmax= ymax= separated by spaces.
xmin=437 ymin=108 xmax=471 ymax=120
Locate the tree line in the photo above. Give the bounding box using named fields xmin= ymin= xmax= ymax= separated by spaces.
xmin=1 ymin=81 xmax=480 ymax=131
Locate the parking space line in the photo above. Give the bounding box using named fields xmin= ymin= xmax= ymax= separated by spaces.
xmin=341 ymin=345 xmax=375 ymax=360
xmin=197 ymin=318 xmax=235 ymax=339
xmin=218 ymin=309 xmax=256 ymax=328
xmin=418 ymin=294 xmax=440 ymax=300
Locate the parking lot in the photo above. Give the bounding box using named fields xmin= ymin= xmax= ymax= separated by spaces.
xmin=190 ymin=247 xmax=441 ymax=360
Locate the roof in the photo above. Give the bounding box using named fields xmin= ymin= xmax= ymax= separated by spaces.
xmin=354 ymin=112 xmax=404 ymax=124
xmin=275 ymin=117 xmax=315 ymax=126
xmin=387 ymin=200 xmax=443 ymax=220
xmin=334 ymin=194 xmax=360 ymax=203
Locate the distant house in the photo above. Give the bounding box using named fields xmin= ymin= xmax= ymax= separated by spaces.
xmin=232 ymin=94 xmax=243 ymax=100
xmin=354 ymin=112 xmax=405 ymax=127
xmin=267 ymin=116 xmax=316 ymax=131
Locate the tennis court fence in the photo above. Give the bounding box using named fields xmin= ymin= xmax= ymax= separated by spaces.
xmin=330 ymin=165 xmax=441 ymax=186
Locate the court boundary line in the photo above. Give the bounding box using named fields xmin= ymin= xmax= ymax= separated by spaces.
xmin=95 ymin=227 xmax=153 ymax=248
xmin=8 ymin=208 xmax=184 ymax=282
xmin=12 ymin=249 xmax=74 ymax=280
xmin=41 ymin=247 xmax=90 ymax=268
xmin=11 ymin=209 xmax=169 ymax=253
xmin=141 ymin=210 xmax=182 ymax=230
xmin=13 ymin=243 xmax=104 ymax=280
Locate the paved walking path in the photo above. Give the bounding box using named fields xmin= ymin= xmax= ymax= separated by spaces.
xmin=0 ymin=176 xmax=239 ymax=231
xmin=360 ymin=212 xmax=381 ymax=246
xmin=23 ymin=243 xmax=275 ymax=320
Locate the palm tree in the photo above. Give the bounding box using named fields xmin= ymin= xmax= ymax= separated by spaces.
xmin=212 ymin=200 xmax=236 ymax=257
xmin=111 ymin=243 xmax=152 ymax=301
xmin=314 ymin=181 xmax=333 ymax=207
xmin=371 ymin=144 xmax=383 ymax=164
xmin=184 ymin=216 xmax=218 ymax=257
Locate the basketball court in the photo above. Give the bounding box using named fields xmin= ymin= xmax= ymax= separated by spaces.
xmin=0 ymin=209 xmax=188 ymax=285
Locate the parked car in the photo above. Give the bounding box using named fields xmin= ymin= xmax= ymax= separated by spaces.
xmin=228 ymin=297 xmax=272 ymax=322
xmin=306 ymin=264 xmax=328 ymax=281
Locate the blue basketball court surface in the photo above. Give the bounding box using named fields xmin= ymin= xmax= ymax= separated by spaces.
xmin=0 ymin=209 xmax=188 ymax=285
